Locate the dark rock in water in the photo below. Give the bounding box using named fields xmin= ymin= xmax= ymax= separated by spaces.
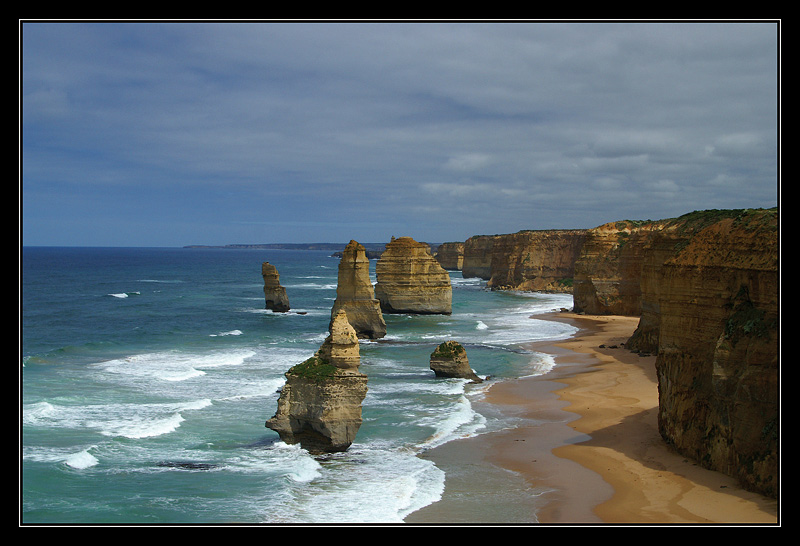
xmin=156 ymin=461 xmax=217 ymax=470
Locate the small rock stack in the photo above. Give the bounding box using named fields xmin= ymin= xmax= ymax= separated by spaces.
xmin=429 ymin=340 xmax=482 ymax=383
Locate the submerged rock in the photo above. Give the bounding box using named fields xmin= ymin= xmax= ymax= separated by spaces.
xmin=375 ymin=236 xmax=452 ymax=315
xmin=266 ymin=310 xmax=368 ymax=453
xmin=261 ymin=262 xmax=290 ymax=312
xmin=430 ymin=340 xmax=482 ymax=383
xmin=330 ymin=240 xmax=386 ymax=339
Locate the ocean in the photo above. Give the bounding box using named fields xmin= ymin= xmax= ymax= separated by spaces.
xmin=20 ymin=246 xmax=577 ymax=524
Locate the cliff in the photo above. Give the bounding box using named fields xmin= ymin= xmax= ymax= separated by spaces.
xmin=487 ymin=230 xmax=587 ymax=292
xmin=261 ymin=262 xmax=290 ymax=312
xmin=374 ymin=236 xmax=452 ymax=315
xmin=435 ymin=242 xmax=465 ymax=270
xmin=573 ymin=220 xmax=666 ymax=315
xmin=266 ymin=310 xmax=368 ymax=453
xmin=640 ymin=209 xmax=778 ymax=497
xmin=330 ymin=240 xmax=387 ymax=339
xmin=462 ymin=235 xmax=496 ymax=279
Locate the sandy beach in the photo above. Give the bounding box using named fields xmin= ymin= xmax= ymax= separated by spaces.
xmin=406 ymin=312 xmax=779 ymax=526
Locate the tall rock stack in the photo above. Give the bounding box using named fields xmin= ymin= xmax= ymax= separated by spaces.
xmin=261 ymin=262 xmax=290 ymax=312
xmin=266 ymin=310 xmax=368 ymax=453
xmin=374 ymin=236 xmax=452 ymax=315
xmin=330 ymin=240 xmax=386 ymax=339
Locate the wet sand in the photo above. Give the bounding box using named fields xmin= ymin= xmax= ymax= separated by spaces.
xmin=405 ymin=312 xmax=779 ymax=526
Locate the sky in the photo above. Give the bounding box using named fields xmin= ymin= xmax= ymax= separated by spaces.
xmin=20 ymin=21 xmax=780 ymax=247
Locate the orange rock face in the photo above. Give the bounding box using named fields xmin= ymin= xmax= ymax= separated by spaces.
xmin=573 ymin=220 xmax=666 ymax=315
xmin=374 ymin=237 xmax=452 ymax=315
xmin=462 ymin=235 xmax=496 ymax=280
xmin=435 ymin=242 xmax=465 ymax=271
xmin=330 ymin=240 xmax=386 ymax=339
xmin=646 ymin=209 xmax=778 ymax=497
xmin=486 ymin=230 xmax=587 ymax=292
xmin=265 ymin=310 xmax=368 ymax=453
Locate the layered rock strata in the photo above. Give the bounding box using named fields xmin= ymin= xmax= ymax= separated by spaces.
xmin=487 ymin=230 xmax=587 ymax=292
xmin=429 ymin=341 xmax=482 ymax=383
xmin=435 ymin=242 xmax=465 ymax=270
xmin=265 ymin=310 xmax=368 ymax=453
xmin=261 ymin=262 xmax=290 ymax=312
xmin=374 ymin=236 xmax=452 ymax=315
xmin=642 ymin=209 xmax=778 ymax=497
xmin=461 ymin=235 xmax=496 ymax=279
xmin=572 ymin=221 xmax=665 ymax=315
xmin=330 ymin=240 xmax=386 ymax=339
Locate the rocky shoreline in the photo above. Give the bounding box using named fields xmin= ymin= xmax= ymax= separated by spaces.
xmin=258 ymin=207 xmax=778 ymax=504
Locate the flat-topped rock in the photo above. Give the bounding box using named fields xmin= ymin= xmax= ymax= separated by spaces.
xmin=374 ymin=236 xmax=452 ymax=315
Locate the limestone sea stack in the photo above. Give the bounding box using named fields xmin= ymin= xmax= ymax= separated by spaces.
xmin=330 ymin=240 xmax=387 ymax=339
xmin=261 ymin=262 xmax=290 ymax=312
xmin=374 ymin=236 xmax=452 ymax=315
xmin=265 ymin=310 xmax=368 ymax=453
xmin=429 ymin=341 xmax=482 ymax=383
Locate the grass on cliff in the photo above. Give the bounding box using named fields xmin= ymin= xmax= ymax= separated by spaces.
xmin=288 ymin=355 xmax=338 ymax=382
xmin=672 ymin=208 xmax=777 ymax=233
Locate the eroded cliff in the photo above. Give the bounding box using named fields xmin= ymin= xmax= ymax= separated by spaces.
xmin=487 ymin=230 xmax=587 ymax=292
xmin=573 ymin=220 xmax=666 ymax=315
xmin=462 ymin=235 xmax=496 ymax=280
xmin=645 ymin=209 xmax=778 ymax=497
xmin=435 ymin=242 xmax=465 ymax=271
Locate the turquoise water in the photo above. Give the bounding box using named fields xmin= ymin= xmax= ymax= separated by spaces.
xmin=20 ymin=246 xmax=576 ymax=524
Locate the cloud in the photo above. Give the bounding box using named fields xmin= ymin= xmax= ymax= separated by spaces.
xmin=443 ymin=153 xmax=492 ymax=172
xmin=21 ymin=21 xmax=779 ymax=246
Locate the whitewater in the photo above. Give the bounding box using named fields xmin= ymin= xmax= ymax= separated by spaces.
xmin=21 ymin=246 xmax=576 ymax=524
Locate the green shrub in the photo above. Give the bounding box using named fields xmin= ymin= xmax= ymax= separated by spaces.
xmin=288 ymin=355 xmax=338 ymax=382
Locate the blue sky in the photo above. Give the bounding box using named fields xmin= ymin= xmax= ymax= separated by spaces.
xmin=21 ymin=21 xmax=779 ymax=247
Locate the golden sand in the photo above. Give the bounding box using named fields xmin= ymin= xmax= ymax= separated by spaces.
xmin=406 ymin=312 xmax=779 ymax=525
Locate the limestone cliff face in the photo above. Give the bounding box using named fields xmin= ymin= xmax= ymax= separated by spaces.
xmin=644 ymin=209 xmax=778 ymax=497
xmin=487 ymin=230 xmax=587 ymax=292
xmin=266 ymin=310 xmax=368 ymax=453
xmin=375 ymin=237 xmax=452 ymax=315
xmin=462 ymin=235 xmax=496 ymax=279
xmin=330 ymin=240 xmax=386 ymax=339
xmin=429 ymin=341 xmax=482 ymax=382
xmin=261 ymin=262 xmax=290 ymax=312
xmin=435 ymin=242 xmax=465 ymax=271
xmin=573 ymin=221 xmax=665 ymax=315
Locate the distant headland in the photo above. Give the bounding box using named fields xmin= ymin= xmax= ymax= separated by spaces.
xmin=183 ymin=242 xmax=392 ymax=252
